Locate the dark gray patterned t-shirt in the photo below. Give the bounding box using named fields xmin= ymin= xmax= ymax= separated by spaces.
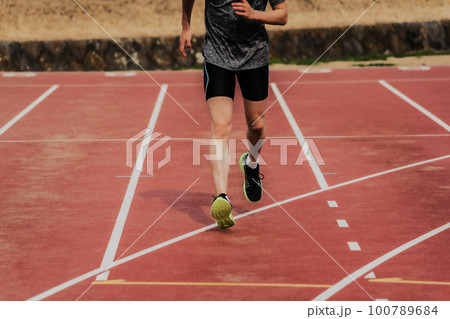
xmin=203 ymin=0 xmax=285 ymax=70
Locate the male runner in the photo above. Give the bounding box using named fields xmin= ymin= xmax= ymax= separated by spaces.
xmin=180 ymin=0 xmax=287 ymax=228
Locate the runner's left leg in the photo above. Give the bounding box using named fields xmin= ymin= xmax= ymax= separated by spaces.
xmin=239 ymin=98 xmax=267 ymax=202
xmin=244 ymin=98 xmax=267 ymax=161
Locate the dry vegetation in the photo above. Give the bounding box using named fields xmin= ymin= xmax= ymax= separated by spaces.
xmin=0 ymin=0 xmax=450 ymax=41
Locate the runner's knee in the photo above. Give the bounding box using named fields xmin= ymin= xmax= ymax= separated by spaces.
xmin=212 ymin=120 xmax=232 ymax=139
xmin=247 ymin=117 xmax=265 ymax=133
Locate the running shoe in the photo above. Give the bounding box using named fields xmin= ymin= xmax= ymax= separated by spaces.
xmin=210 ymin=193 xmax=235 ymax=228
xmin=239 ymin=152 xmax=264 ymax=202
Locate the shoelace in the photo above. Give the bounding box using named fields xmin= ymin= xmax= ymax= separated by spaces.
xmin=246 ymin=169 xmax=264 ymax=188
xmin=250 ymin=174 xmax=264 ymax=183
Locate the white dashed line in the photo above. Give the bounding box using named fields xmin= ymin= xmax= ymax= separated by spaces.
xmin=337 ymin=219 xmax=349 ymax=228
xmin=397 ymin=66 xmax=430 ymax=71
xmin=348 ymin=242 xmax=361 ymax=251
xmin=364 ymin=272 xmax=376 ymax=279
xmin=28 ymin=158 xmax=450 ymax=301
xmin=314 ymin=223 xmax=449 ymax=300
xmin=104 ymin=72 xmax=137 ymax=77
xmin=327 ymin=200 xmax=338 ymax=208
xmin=2 ymin=72 xmax=37 ymax=77
xmin=298 ymin=68 xmax=332 ymax=74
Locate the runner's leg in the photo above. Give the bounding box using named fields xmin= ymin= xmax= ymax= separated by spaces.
xmin=237 ymin=64 xmax=269 ymax=161
xmin=236 ymin=64 xmax=268 ymax=202
xmin=204 ymin=62 xmax=236 ymax=228
xmin=207 ymin=97 xmax=233 ymax=195
xmin=244 ymin=98 xmax=267 ymax=161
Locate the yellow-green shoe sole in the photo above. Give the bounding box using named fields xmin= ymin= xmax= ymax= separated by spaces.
xmin=211 ymin=197 xmax=234 ymax=228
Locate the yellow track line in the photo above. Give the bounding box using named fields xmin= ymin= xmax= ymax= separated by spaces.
xmin=92 ymin=277 xmax=450 ymax=289
xmin=92 ymin=279 xmax=331 ymax=289
xmin=369 ymin=278 xmax=450 ymax=286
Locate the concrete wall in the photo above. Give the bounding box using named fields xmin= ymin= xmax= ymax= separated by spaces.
xmin=1 ymin=20 xmax=448 ymax=71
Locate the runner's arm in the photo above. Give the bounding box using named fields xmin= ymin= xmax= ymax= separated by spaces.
xmin=180 ymin=0 xmax=196 ymax=57
xmin=232 ymin=0 xmax=288 ymax=26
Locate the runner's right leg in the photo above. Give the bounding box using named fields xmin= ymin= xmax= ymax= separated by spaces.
xmin=207 ymin=97 xmax=233 ymax=195
xmin=204 ymin=62 xmax=236 ymax=228
xmin=207 ymin=97 xmax=234 ymax=228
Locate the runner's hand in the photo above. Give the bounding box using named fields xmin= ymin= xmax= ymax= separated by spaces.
xmin=179 ymin=28 xmax=192 ymax=58
xmin=232 ymin=0 xmax=256 ymax=20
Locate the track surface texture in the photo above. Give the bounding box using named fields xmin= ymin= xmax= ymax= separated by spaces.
xmin=0 ymin=66 xmax=449 ymax=301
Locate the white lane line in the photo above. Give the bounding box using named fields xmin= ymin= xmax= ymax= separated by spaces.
xmin=2 ymin=72 xmax=37 ymax=77
xmin=115 ymin=175 xmax=153 ymax=178
xmin=348 ymin=241 xmax=361 ymax=251
xmin=0 ymin=137 xmax=200 ymax=143
xmin=2 ymin=134 xmax=449 ymax=144
xmin=379 ymin=80 xmax=450 ymax=132
xmin=271 ymin=82 xmax=329 ymax=190
xmin=314 ymin=222 xmax=450 ymax=301
xmin=1 ymin=76 xmax=450 ymax=89
xmin=398 ymin=66 xmax=430 ymax=71
xmin=328 ymin=200 xmax=338 ymax=208
xmin=0 ymin=85 xmax=59 ymax=136
xmin=28 ymin=268 xmax=103 ymax=301
xmin=80 ymin=178 xmax=199 ymax=300
xmin=298 ymin=68 xmax=332 ymax=74
xmin=96 ymin=84 xmax=168 ymax=281
xmin=306 ymin=134 xmax=450 ymax=138
xmin=104 ymin=72 xmax=136 ymax=77
xmin=27 ymin=154 xmax=450 ymax=301
xmin=337 ymin=220 xmax=349 ymax=228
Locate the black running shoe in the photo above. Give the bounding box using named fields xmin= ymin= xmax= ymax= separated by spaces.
xmin=239 ymin=152 xmax=264 ymax=202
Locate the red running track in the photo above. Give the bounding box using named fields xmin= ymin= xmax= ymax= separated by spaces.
xmin=0 ymin=66 xmax=449 ymax=301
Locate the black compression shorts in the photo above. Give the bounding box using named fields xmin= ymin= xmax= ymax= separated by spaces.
xmin=203 ymin=62 xmax=269 ymax=101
